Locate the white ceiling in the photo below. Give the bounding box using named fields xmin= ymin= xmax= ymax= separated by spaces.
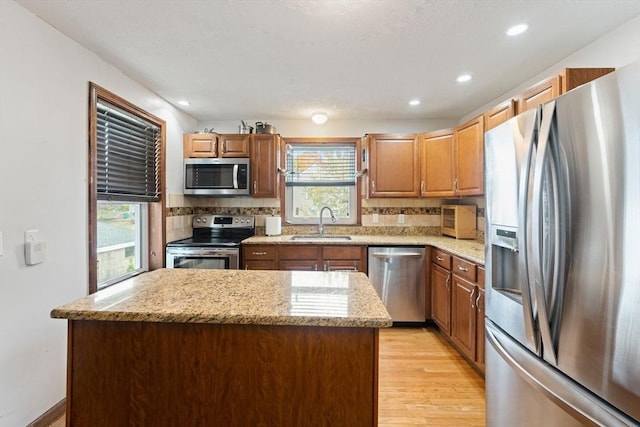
xmin=16 ymin=0 xmax=640 ymax=121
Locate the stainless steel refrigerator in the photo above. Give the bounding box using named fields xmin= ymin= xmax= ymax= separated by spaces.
xmin=484 ymin=61 xmax=639 ymax=426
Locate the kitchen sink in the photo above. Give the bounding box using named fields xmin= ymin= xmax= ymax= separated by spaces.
xmin=289 ymin=235 xmax=352 ymax=241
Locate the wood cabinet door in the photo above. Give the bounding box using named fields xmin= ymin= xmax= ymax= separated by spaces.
xmin=484 ymin=99 xmax=516 ymax=131
xmin=244 ymin=260 xmax=278 ymax=270
xmin=279 ymin=260 xmax=319 ymax=271
xmin=475 ymin=287 xmax=485 ymax=372
xmin=451 ymin=276 xmax=477 ymax=361
xmin=368 ymin=134 xmax=420 ymax=198
xmin=454 ymin=115 xmax=484 ymax=196
xmin=420 ymin=129 xmax=455 ymax=197
xmin=430 ymin=263 xmax=451 ymax=335
xmin=183 ymin=134 xmax=218 ymax=158
xmin=322 ymin=246 xmax=367 ymax=273
xmin=250 ymin=134 xmax=279 ymax=198
xmin=219 ymin=134 xmax=250 ymax=157
xmin=517 ymin=75 xmax=560 ymax=113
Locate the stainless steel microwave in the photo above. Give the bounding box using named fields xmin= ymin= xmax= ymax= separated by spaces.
xmin=184 ymin=158 xmax=250 ymax=196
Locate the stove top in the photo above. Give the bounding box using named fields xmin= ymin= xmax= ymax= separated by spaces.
xmin=166 ymin=214 xmax=255 ymax=248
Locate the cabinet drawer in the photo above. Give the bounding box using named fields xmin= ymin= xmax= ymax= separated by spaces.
xmin=279 ymin=245 xmax=320 ymax=260
xmin=244 ymin=246 xmax=277 ymax=260
xmin=431 ymin=249 xmax=451 ymax=270
xmin=322 ymin=246 xmax=363 ymax=260
xmin=452 ymin=257 xmax=477 ymax=283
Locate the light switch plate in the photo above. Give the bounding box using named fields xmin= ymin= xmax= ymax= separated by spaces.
xmin=398 ymin=214 xmax=405 ymax=224
xmin=372 ymin=213 xmax=379 ymax=224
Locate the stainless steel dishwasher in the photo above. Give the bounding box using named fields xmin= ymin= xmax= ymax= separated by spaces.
xmin=367 ymin=246 xmax=426 ymax=323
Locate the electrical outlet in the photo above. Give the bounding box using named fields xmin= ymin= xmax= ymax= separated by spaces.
xmin=25 ymin=229 xmax=39 ymax=243
xmin=398 ymin=214 xmax=405 ymax=224
xmin=372 ymin=213 xmax=379 ymax=224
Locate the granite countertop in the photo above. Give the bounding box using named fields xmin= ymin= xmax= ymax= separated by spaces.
xmin=51 ymin=269 xmax=392 ymax=328
xmin=243 ymin=235 xmax=485 ymax=265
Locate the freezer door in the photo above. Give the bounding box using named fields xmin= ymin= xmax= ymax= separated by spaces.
xmin=486 ymin=321 xmax=636 ymax=427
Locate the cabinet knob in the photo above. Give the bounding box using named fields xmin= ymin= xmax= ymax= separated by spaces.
xmin=458 ymin=265 xmax=469 ymax=272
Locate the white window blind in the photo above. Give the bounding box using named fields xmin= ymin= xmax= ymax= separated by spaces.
xmin=285 ymin=144 xmax=356 ymax=187
xmin=97 ymin=100 xmax=161 ymax=202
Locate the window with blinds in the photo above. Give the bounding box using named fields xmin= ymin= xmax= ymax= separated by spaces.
xmin=285 ymin=144 xmax=356 ymax=187
xmin=89 ymin=83 xmax=165 ymax=293
xmin=284 ymin=142 xmax=358 ymax=225
xmin=97 ymin=100 xmax=161 ymax=202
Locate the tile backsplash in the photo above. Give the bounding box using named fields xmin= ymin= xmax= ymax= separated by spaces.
xmin=166 ymin=194 xmax=485 ymax=243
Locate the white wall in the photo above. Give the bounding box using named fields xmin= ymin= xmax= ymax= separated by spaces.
xmin=460 ymin=15 xmax=640 ymax=123
xmin=0 ymin=2 xmax=196 ymax=425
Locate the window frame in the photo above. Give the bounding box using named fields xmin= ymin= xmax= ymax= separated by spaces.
xmin=280 ymin=137 xmax=362 ymax=226
xmin=88 ymin=83 xmax=166 ymax=294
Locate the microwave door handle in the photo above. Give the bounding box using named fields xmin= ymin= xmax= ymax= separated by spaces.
xmin=233 ymin=164 xmax=239 ymax=189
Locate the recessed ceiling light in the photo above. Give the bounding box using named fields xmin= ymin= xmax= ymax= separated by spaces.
xmin=506 ymin=23 xmax=528 ymax=37
xmin=311 ymin=112 xmax=328 ymax=125
xmin=457 ymin=74 xmax=472 ymax=83
xmin=178 ymin=100 xmax=190 ymax=106
xmin=409 ymin=99 xmax=421 ymax=106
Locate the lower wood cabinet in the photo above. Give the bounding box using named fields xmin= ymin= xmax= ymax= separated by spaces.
xmin=243 ymin=245 xmax=278 ymax=270
xmin=429 ymin=247 xmax=485 ymax=374
xmin=243 ymin=244 xmax=367 ymax=273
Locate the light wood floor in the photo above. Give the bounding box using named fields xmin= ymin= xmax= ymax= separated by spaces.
xmin=378 ymin=326 xmax=486 ymax=426
xmin=49 ymin=326 xmax=485 ymax=427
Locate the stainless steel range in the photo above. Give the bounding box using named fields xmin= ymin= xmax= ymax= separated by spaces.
xmin=166 ymin=215 xmax=255 ymax=270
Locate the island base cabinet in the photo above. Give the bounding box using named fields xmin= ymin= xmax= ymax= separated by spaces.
xmin=66 ymin=320 xmax=379 ymax=427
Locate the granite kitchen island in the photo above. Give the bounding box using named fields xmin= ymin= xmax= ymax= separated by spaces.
xmin=51 ymin=268 xmax=392 ymax=427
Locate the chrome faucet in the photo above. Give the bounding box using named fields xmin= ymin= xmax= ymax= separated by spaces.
xmin=318 ymin=206 xmax=336 ymax=235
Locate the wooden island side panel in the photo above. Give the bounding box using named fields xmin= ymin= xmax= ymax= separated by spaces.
xmin=67 ymin=320 xmax=379 ymax=427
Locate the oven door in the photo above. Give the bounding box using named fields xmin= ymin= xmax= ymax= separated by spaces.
xmin=166 ymin=247 xmax=239 ymax=270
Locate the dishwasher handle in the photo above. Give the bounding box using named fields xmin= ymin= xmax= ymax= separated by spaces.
xmin=371 ymin=252 xmax=423 ymax=259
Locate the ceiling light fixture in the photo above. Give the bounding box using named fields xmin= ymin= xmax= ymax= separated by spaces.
xmin=457 ymin=74 xmax=472 ymax=83
xmin=178 ymin=100 xmax=190 ymax=106
xmin=506 ymin=23 xmax=529 ymax=37
xmin=311 ymin=112 xmax=328 ymax=125
xmin=409 ymin=99 xmax=421 ymax=106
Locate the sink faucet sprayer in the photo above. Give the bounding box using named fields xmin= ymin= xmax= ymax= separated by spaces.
xmin=318 ymin=206 xmax=336 ymax=235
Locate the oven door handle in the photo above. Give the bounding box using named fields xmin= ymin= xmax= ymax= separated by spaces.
xmin=167 ymin=248 xmax=239 ymax=257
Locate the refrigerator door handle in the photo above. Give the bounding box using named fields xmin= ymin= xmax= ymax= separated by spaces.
xmin=486 ymin=322 xmax=634 ymax=427
xmin=518 ymin=107 xmax=540 ymax=354
xmin=532 ymin=100 xmax=561 ymax=366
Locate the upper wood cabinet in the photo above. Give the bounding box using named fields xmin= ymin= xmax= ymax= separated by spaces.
xmin=454 ymin=115 xmax=484 ymax=196
xmin=517 ymin=67 xmax=614 ymax=113
xmin=183 ymin=133 xmax=219 ymax=158
xmin=420 ymin=129 xmax=454 ymax=197
xmin=484 ymin=99 xmax=516 ymax=131
xmin=184 ymin=133 xmax=250 ymax=158
xmin=367 ymin=134 xmax=420 ymax=198
xmin=250 ymin=134 xmax=280 ymax=198
xmin=420 ymin=115 xmax=484 ymax=198
xmin=218 ymin=134 xmax=251 ymax=157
